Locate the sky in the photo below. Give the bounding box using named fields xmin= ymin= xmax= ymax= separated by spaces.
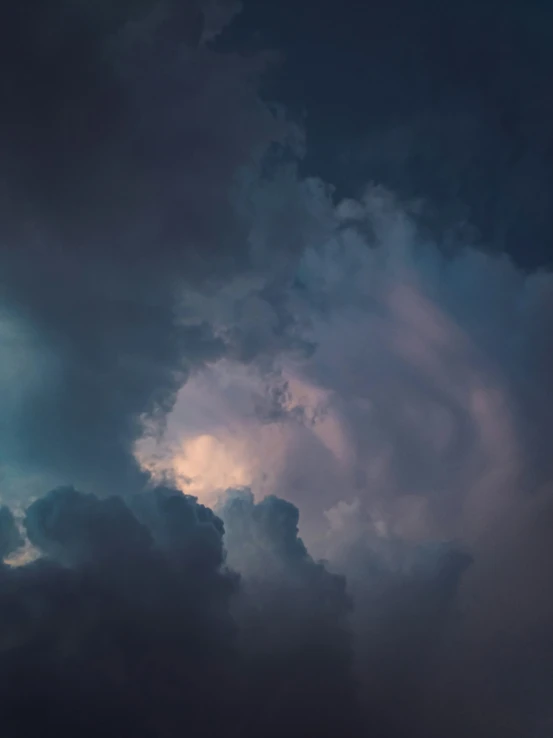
xmin=1 ymin=1 xmax=553 ymax=736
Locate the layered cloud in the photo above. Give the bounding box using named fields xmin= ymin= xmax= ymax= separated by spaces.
xmin=139 ymin=184 xmax=553 ymax=546
xmin=0 ymin=486 xmax=364 ymax=738
xmin=134 ymin=182 xmax=553 ymax=734
xmin=1 ymin=1 xmax=553 ymax=737
xmin=0 ymin=0 xmax=286 ymax=499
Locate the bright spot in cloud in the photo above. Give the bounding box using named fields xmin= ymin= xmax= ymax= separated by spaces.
xmin=171 ymin=433 xmax=252 ymax=505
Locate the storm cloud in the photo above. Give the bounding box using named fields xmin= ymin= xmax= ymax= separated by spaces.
xmin=0 ymin=0 xmax=286 ymax=499
xmin=0 ymin=486 xmax=366 ymax=738
xmin=1 ymin=1 xmax=553 ymax=737
xmin=137 ymin=185 xmax=553 ymax=735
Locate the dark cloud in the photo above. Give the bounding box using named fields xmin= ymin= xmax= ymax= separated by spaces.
xmin=200 ymin=0 xmax=243 ymax=42
xmin=238 ymin=0 xmax=553 ymax=269
xmin=331 ymin=538 xmax=474 ymax=737
xmin=0 ymin=483 xmax=551 ymax=738
xmin=4 ymin=484 xmax=544 ymax=738
xmin=220 ymin=489 xmax=363 ymax=737
xmin=1 ymin=2 xmax=553 ymax=737
xmin=1 ymin=487 xmax=238 ymax=737
xmin=0 ymin=507 xmax=23 ymax=561
xmin=0 ymin=0 xmax=283 ymax=499
xmin=0 ymin=487 xmax=363 ymax=738
xmin=135 ymin=181 xmax=553 ymax=735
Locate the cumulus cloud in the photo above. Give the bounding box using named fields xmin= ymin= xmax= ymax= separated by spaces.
xmin=220 ymin=489 xmax=362 ymax=737
xmin=1 ymin=1 xmax=552 ymax=736
xmin=141 ymin=183 xmax=553 ymax=544
xmin=0 ymin=487 xmax=239 ymax=737
xmin=2 ymin=480 xmax=539 ymax=737
xmin=0 ymin=0 xmax=285 ymax=501
xmin=0 ymin=486 xmax=365 ymax=738
xmin=136 ymin=180 xmax=553 ymax=735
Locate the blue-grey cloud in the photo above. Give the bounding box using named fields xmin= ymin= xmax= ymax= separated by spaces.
xmin=0 ymin=486 xmax=365 ymax=738
xmin=0 ymin=0 xmax=283 ymax=500
xmin=1 ymin=3 xmax=553 ymax=736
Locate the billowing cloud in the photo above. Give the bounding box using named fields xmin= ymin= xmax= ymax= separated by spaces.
xmin=0 ymin=486 xmax=365 ymax=738
xmin=135 ymin=181 xmax=553 ymax=734
xmin=1 ymin=2 xmax=553 ymax=736
xmin=3 ymin=478 xmax=548 ymax=737
xmin=141 ymin=184 xmax=553 ymax=544
xmin=0 ymin=0 xmax=285 ymax=501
